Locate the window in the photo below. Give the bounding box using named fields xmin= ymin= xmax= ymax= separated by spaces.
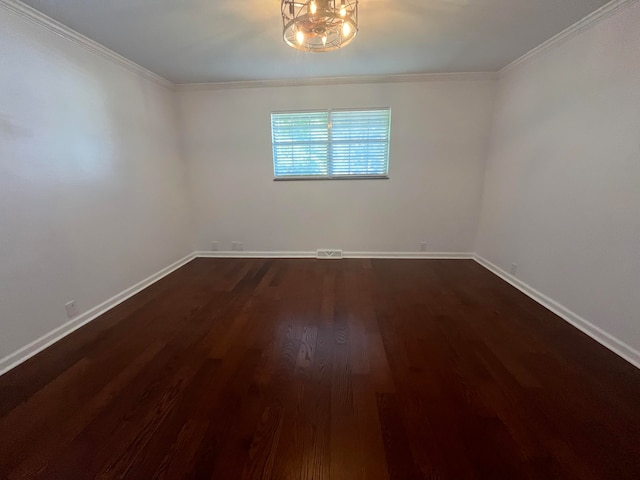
xmin=271 ymin=108 xmax=391 ymax=179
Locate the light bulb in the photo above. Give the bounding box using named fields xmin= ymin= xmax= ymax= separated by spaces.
xmin=322 ymin=35 xmax=327 ymax=46
xmin=342 ymin=22 xmax=351 ymax=36
xmin=296 ymin=30 xmax=305 ymax=45
xmin=310 ymin=1 xmax=317 ymax=14
xmin=340 ymin=6 xmax=346 ymax=16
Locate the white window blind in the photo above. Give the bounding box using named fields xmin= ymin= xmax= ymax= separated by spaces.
xmin=271 ymin=108 xmax=391 ymax=179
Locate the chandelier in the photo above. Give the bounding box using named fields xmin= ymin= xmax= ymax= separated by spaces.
xmin=281 ymin=0 xmax=359 ymax=52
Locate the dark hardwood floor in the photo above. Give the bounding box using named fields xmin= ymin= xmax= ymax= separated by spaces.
xmin=1 ymin=258 xmax=639 ymax=479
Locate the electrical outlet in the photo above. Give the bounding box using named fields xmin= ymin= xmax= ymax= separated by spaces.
xmin=65 ymin=300 xmax=78 ymax=319
xmin=420 ymin=242 xmax=428 ymax=252
xmin=211 ymin=241 xmax=219 ymax=251
xmin=231 ymin=241 xmax=244 ymax=251
xmin=510 ymin=263 xmax=518 ymax=275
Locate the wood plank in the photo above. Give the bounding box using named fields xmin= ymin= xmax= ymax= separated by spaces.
xmin=0 ymin=258 xmax=638 ymax=479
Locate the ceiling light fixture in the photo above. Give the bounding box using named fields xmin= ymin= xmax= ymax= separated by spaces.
xmin=281 ymin=0 xmax=358 ymax=52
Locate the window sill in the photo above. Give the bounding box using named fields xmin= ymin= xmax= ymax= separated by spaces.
xmin=273 ymin=175 xmax=390 ymax=182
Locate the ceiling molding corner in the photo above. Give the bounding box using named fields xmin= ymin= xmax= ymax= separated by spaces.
xmin=500 ymin=0 xmax=638 ymax=75
xmin=175 ymin=71 xmax=498 ymax=92
xmin=0 ymin=0 xmax=175 ymax=89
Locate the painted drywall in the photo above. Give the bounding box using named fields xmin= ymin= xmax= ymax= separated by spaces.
xmin=177 ymin=80 xmax=496 ymax=253
xmin=0 ymin=6 xmax=192 ymax=361
xmin=476 ymin=1 xmax=640 ymax=354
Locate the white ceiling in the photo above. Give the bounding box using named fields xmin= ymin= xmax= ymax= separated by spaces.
xmin=21 ymin=0 xmax=610 ymax=84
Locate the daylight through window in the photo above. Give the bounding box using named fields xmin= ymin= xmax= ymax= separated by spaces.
xmin=271 ymin=108 xmax=391 ymax=179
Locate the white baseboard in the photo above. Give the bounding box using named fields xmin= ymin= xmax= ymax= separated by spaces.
xmin=473 ymin=254 xmax=640 ymax=370
xmin=195 ymin=251 xmax=474 ymax=260
xmin=0 ymin=252 xmax=196 ymax=376
xmin=0 ymin=250 xmax=471 ymax=376
xmin=344 ymin=252 xmax=473 ymax=259
xmin=195 ymin=251 xmax=316 ymax=258
xmin=6 ymin=252 xmax=634 ymax=377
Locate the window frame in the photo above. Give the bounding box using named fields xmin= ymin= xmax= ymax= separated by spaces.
xmin=271 ymin=107 xmax=391 ymax=181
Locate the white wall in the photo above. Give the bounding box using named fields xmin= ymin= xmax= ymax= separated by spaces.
xmin=177 ymin=80 xmax=496 ymax=253
xmin=4 ymin=0 xmax=637 ymax=372
xmin=0 ymin=7 xmax=192 ymax=361
xmin=476 ymin=1 xmax=640 ymax=357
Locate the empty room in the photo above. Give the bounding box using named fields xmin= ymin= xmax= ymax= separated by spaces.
xmin=1 ymin=0 xmax=639 ymax=478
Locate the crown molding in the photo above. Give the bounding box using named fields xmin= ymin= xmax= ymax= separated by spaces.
xmin=0 ymin=0 xmax=175 ymax=89
xmin=501 ymin=0 xmax=638 ymax=75
xmin=6 ymin=0 xmax=632 ymax=91
xmin=175 ymin=72 xmax=498 ymax=92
